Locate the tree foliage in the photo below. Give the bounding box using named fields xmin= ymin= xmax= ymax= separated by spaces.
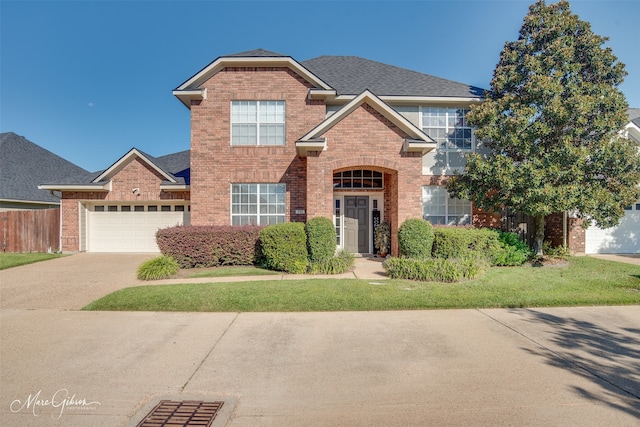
xmin=447 ymin=0 xmax=640 ymax=255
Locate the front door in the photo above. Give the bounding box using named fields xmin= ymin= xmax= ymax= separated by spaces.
xmin=344 ymin=196 xmax=369 ymax=253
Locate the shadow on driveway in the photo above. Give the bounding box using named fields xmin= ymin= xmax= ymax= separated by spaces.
xmin=517 ymin=309 xmax=640 ymax=420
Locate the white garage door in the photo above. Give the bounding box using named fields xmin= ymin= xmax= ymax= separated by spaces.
xmin=585 ymin=202 xmax=640 ymax=254
xmin=88 ymin=204 xmax=190 ymax=252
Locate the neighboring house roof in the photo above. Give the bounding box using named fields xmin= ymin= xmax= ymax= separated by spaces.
xmin=301 ymin=56 xmax=485 ymax=99
xmin=0 ymin=132 xmax=88 ymax=205
xmin=628 ymin=108 xmax=640 ymax=127
xmin=39 ymin=147 xmax=190 ymax=191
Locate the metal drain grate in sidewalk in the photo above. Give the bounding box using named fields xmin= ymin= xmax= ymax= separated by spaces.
xmin=136 ymin=400 xmax=224 ymax=427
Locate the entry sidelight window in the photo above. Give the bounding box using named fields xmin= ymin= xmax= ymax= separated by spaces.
xmin=231 ymin=183 xmax=286 ymax=225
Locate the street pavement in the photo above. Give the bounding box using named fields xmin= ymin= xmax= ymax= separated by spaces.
xmin=0 ymin=254 xmax=638 ymax=426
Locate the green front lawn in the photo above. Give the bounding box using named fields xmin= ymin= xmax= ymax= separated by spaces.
xmin=83 ymin=257 xmax=640 ymax=312
xmin=0 ymin=252 xmax=66 ymax=270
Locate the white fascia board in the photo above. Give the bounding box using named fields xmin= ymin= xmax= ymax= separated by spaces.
xmin=93 ymin=149 xmax=177 ymax=183
xmin=299 ymin=90 xmax=435 ymax=143
xmin=176 ymin=57 xmax=333 ymax=91
xmin=295 ymin=139 xmax=327 ymax=157
xmin=623 ymin=122 xmax=640 ymax=144
xmin=172 ymin=88 xmax=207 ymax=108
xmin=403 ymin=139 xmax=437 ymax=155
xmin=308 ymin=89 xmax=337 ymax=99
xmin=38 ymin=182 xmax=111 ymax=192
xmin=160 ymin=184 xmax=190 ymax=191
xmin=331 ymin=95 xmax=484 ymax=105
xmin=0 ymin=198 xmax=60 ymax=206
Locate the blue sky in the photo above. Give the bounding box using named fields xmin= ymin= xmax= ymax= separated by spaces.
xmin=1 ymin=0 xmax=638 ymax=172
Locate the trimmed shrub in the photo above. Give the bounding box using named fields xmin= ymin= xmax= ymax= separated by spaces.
xmin=306 ymin=217 xmax=337 ymax=263
xmin=137 ymin=255 xmax=180 ymax=280
xmin=259 ymin=222 xmax=308 ymax=274
xmin=383 ymin=254 xmax=488 ymax=282
xmin=157 ymin=225 xmax=263 ymax=268
xmin=431 ymin=227 xmax=502 ymax=263
xmin=398 ymin=218 xmax=434 ymax=258
xmin=308 ymin=249 xmax=354 ymax=274
xmin=494 ymin=231 xmax=532 ymax=266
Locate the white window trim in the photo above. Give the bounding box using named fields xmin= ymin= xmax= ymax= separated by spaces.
xmin=230 ymin=183 xmax=287 ymax=226
xmin=422 ymin=186 xmax=472 ymax=226
xmin=419 ymin=106 xmax=476 ymax=153
xmin=231 ymin=100 xmax=286 ymax=146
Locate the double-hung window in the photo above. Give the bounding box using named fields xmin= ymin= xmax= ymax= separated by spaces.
xmin=231 ymin=101 xmax=285 ymax=145
xmin=422 ymin=186 xmax=472 ymax=226
xmin=421 ymin=107 xmax=473 ymax=151
xmin=231 ymin=183 xmax=286 ymax=225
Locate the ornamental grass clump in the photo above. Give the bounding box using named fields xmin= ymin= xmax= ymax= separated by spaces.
xmin=383 ymin=255 xmax=488 ymax=283
xmin=137 ymin=255 xmax=180 ymax=280
xmin=308 ymin=249 xmax=355 ymax=274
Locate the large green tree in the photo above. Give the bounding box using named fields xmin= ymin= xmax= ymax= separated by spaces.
xmin=448 ymin=0 xmax=640 ymax=256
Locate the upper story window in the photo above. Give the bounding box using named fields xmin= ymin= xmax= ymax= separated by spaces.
xmin=231 ymin=101 xmax=285 ymax=145
xmin=421 ymin=107 xmax=473 ymax=151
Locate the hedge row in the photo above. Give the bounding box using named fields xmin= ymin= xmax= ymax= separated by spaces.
xmin=386 ymin=219 xmax=532 ymax=282
xmin=384 ymin=255 xmax=489 ymax=282
xmin=156 ymin=225 xmax=263 ymax=268
xmin=158 ymin=219 xmax=351 ymax=275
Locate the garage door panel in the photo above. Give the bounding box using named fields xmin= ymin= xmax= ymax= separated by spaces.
xmin=586 ymin=211 xmax=639 ymax=254
xmin=88 ymin=210 xmax=189 ymax=252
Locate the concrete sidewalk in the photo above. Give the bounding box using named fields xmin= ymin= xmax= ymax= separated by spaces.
xmin=1 ymin=307 xmax=638 ymax=426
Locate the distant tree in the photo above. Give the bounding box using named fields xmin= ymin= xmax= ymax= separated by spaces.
xmin=447 ymin=0 xmax=640 ymax=256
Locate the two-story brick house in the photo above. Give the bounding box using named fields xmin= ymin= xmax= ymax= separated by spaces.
xmin=44 ymin=49 xmax=636 ymax=254
xmin=42 ymin=49 xmax=492 ymax=254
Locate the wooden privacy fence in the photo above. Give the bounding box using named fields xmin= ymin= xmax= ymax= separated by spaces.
xmin=1 ymin=208 xmax=60 ymax=252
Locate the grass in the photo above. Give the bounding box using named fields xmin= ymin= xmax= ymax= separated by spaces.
xmin=187 ymin=266 xmax=281 ymax=278
xmin=83 ymin=257 xmax=640 ymax=312
xmin=0 ymin=252 xmax=65 ymax=270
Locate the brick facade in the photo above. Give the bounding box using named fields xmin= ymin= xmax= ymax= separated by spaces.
xmin=189 ymin=67 xmax=324 ymax=226
xmin=60 ymin=157 xmax=189 ymax=251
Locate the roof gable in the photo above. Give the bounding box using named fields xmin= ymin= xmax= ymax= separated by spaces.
xmin=297 ymin=90 xmax=436 ymax=156
xmin=173 ymin=49 xmax=333 ymax=107
xmin=92 ymin=148 xmax=177 ymax=183
xmin=300 ymin=90 xmax=434 ymax=142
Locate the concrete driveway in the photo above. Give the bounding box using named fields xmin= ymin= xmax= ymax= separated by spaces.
xmin=0 ymin=253 xmax=154 ymax=309
xmin=0 ymin=254 xmax=639 ymax=426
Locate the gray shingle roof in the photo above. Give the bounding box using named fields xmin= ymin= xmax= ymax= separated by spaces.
xmin=301 ymin=56 xmax=485 ymax=98
xmin=0 ymin=132 xmax=89 ymax=203
xmin=225 ymin=48 xmax=287 ymax=57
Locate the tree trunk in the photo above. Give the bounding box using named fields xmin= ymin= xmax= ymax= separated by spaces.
xmin=533 ymin=214 xmax=545 ymax=257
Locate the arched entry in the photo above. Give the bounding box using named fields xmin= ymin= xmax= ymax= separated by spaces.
xmin=333 ymin=169 xmax=387 ymax=254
